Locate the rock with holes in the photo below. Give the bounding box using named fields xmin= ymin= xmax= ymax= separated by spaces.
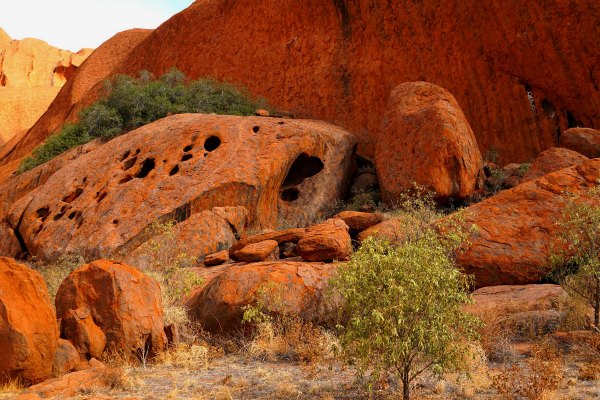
xmin=203 ymin=250 xmax=230 ymax=267
xmin=521 ymin=147 xmax=588 ymax=183
xmin=55 ymin=260 xmax=166 ymax=360
xmin=0 ymin=257 xmax=58 ymax=384
xmin=455 ymin=159 xmax=600 ymax=287
xmin=297 ymin=218 xmax=352 ymax=261
xmin=185 ymin=261 xmax=339 ymax=332
xmin=232 ymin=239 xmax=279 ymax=262
xmin=375 ymin=82 xmax=484 ymax=204
xmin=5 ymin=114 xmax=355 ymax=261
xmin=560 ymin=128 xmax=600 ymax=159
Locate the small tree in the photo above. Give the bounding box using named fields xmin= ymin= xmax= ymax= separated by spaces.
xmin=552 ymin=184 xmax=600 ymax=331
xmin=331 ymin=219 xmax=480 ymax=400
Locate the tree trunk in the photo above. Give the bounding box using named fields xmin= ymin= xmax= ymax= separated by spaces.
xmin=403 ymin=366 xmax=410 ymax=400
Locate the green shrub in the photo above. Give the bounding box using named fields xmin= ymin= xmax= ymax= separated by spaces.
xmin=331 ymin=216 xmax=480 ymax=399
xmin=18 ymin=68 xmax=267 ymax=172
xmin=551 ymin=183 xmax=600 ymax=331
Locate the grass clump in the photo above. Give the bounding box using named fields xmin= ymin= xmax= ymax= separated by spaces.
xmin=19 ymin=68 xmax=267 ymax=172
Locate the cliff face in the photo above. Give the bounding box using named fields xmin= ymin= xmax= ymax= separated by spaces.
xmin=3 ymin=0 xmax=599 ymax=168
xmin=0 ymin=28 xmax=93 ymax=145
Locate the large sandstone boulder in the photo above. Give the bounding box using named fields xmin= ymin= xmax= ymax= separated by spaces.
xmin=560 ymin=128 xmax=600 ymax=159
xmin=185 ymin=261 xmax=339 ymax=332
xmin=0 ymin=257 xmax=58 ymax=384
xmin=521 ymin=147 xmax=588 ymax=183
xmin=456 ymin=158 xmax=600 ymax=287
xmin=375 ymin=82 xmax=484 ymax=204
xmin=7 ymin=0 xmax=595 ymax=171
xmin=55 ymin=260 xmax=167 ymax=359
xmin=297 ymin=218 xmax=352 ymax=261
xmin=4 ymin=114 xmax=355 ymax=261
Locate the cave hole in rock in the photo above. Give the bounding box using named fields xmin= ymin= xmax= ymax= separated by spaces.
xmin=135 ymin=158 xmax=155 ymax=179
xmin=355 ymin=154 xmax=375 ymax=172
xmin=281 ymin=187 xmax=300 ymax=202
xmin=36 ymin=207 xmax=50 ymax=219
xmin=169 ymin=165 xmax=180 ymax=176
xmin=54 ymin=206 xmax=67 ymax=221
xmin=183 ymin=144 xmax=193 ymax=152
xmin=120 ymin=150 xmax=131 ymax=161
xmin=281 ymin=153 xmax=324 ymax=188
xmin=252 ymin=126 xmax=260 ymax=133
xmin=524 ymin=84 xmax=536 ymax=113
xmin=122 ymin=157 xmax=137 ymax=171
xmin=541 ymin=99 xmax=555 ymax=118
xmin=204 ymin=136 xmax=221 ymax=152
xmin=62 ymin=188 xmax=84 ymax=204
xmin=181 ymin=154 xmax=193 ymax=162
xmin=566 ymin=111 xmax=581 ymax=128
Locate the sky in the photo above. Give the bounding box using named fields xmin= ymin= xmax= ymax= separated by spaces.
xmin=0 ymin=0 xmax=195 ymax=52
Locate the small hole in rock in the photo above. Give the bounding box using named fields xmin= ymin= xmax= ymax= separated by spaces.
xmin=53 ymin=212 xmax=64 ymax=221
xmin=113 ymin=220 xmax=119 ymax=225
xmin=120 ymin=150 xmax=131 ymax=161
xmin=62 ymin=188 xmax=84 ymax=203
xmin=122 ymin=157 xmax=137 ymax=171
xmin=97 ymin=192 xmax=107 ymax=202
xmin=281 ymin=188 xmax=300 ymax=202
xmin=68 ymin=211 xmax=77 ymax=220
xmin=135 ymin=158 xmax=155 ymax=179
xmin=281 ymin=153 xmax=324 ymax=188
xmin=119 ymin=175 xmax=133 ymax=184
xmin=169 ymin=165 xmax=180 ymax=176
xmin=183 ymin=144 xmax=193 ymax=152
xmin=181 ymin=154 xmax=193 ymax=162
xmin=36 ymin=207 xmax=50 ymax=219
xmin=204 ymin=136 xmax=221 ymax=152
xmin=252 ymin=126 xmax=260 ymax=133
xmin=135 ymin=149 xmax=140 ymax=154
xmin=278 ymin=121 xmax=285 ymax=125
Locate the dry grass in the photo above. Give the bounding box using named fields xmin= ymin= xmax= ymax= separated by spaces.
xmin=0 ymin=376 xmax=26 ymax=398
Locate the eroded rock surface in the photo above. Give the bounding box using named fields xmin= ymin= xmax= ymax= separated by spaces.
xmin=521 ymin=147 xmax=588 ymax=183
xmin=5 ymin=114 xmax=355 ymax=261
xmin=560 ymin=128 xmax=600 ymax=159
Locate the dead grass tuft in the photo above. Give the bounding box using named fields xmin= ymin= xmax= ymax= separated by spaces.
xmin=100 ymin=366 xmax=135 ymax=391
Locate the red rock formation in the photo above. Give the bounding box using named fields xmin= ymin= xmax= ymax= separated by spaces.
xmin=4 ymin=114 xmax=354 ymax=261
xmin=560 ymin=128 xmax=600 ymax=159
xmin=334 ymin=211 xmax=383 ymax=233
xmin=375 ymin=82 xmax=484 ymax=203
xmin=456 ymin=159 xmax=600 ymax=287
xmin=4 ymin=0 xmax=599 ymax=170
xmin=297 ymin=218 xmax=352 ymax=261
xmin=185 ymin=261 xmax=339 ymax=332
xmin=55 ymin=260 xmax=167 ymax=359
xmin=203 ymin=250 xmax=230 ymax=267
xmin=0 ymin=29 xmax=92 ymax=146
xmin=0 ymin=257 xmax=58 ymax=384
xmin=0 ymin=29 xmax=150 ymax=174
xmin=521 ymin=147 xmax=588 ymax=183
xmin=52 ymin=339 xmax=84 ymax=376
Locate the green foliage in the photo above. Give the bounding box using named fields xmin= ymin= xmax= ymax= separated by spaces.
xmin=331 ymin=214 xmax=480 ymax=399
xmin=514 ymin=162 xmax=531 ymax=178
xmin=30 ymin=254 xmax=87 ymax=302
xmin=551 ymin=184 xmax=600 ymax=330
xmin=18 ymin=68 xmax=267 ymax=172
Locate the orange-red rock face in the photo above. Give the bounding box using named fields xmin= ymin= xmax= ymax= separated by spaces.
xmin=0 ymin=29 xmax=150 ymax=173
xmin=0 ymin=257 xmax=58 ymax=384
xmin=0 ymin=29 xmax=93 ymax=146
xmin=3 ymin=1 xmax=599 ymax=170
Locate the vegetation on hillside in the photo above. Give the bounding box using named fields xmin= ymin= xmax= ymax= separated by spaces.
xmin=18 ymin=68 xmax=267 ymax=172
